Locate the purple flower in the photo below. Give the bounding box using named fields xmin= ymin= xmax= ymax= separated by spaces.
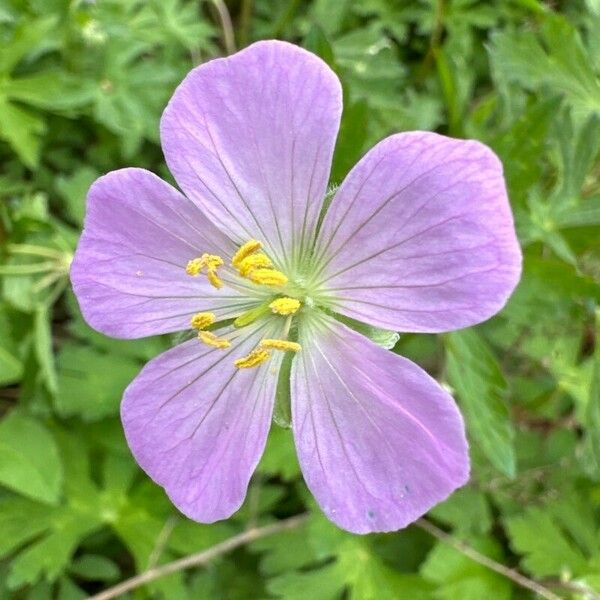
xmin=70 ymin=41 xmax=521 ymax=534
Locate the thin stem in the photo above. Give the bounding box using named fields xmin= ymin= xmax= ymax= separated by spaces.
xmin=210 ymin=0 xmax=236 ymax=55
xmin=0 ymin=261 xmax=57 ymax=275
xmin=89 ymin=513 xmax=309 ymax=600
xmin=32 ymin=271 xmax=64 ymax=293
xmin=246 ymin=474 xmax=263 ymax=531
xmin=6 ymin=243 xmax=64 ymax=259
xmin=238 ymin=0 xmax=253 ymax=47
xmin=415 ymin=518 xmax=562 ymax=600
xmin=147 ymin=516 xmax=178 ymax=569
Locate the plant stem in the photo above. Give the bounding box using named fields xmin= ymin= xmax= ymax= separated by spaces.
xmin=89 ymin=513 xmax=309 ymax=600
xmin=416 ymin=518 xmax=563 ymax=600
xmin=210 ymin=0 xmax=236 ymax=55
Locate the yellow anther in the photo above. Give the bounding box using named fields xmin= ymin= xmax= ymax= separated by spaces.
xmin=186 ymin=257 xmax=204 ymax=276
xmin=260 ymin=339 xmax=302 ymax=353
xmin=232 ymin=240 xmax=262 ymax=267
xmin=206 ymin=268 xmax=224 ymax=289
xmin=247 ymin=268 xmax=288 ymax=287
xmin=238 ymin=253 xmax=273 ymax=277
xmin=186 ymin=253 xmax=223 ymax=276
xmin=203 ymin=253 xmax=224 ymax=270
xmin=198 ymin=330 xmax=230 ymax=349
xmin=234 ymin=347 xmax=270 ymax=369
xmin=190 ymin=312 xmax=216 ymax=330
xmin=269 ymin=297 xmax=301 ymax=316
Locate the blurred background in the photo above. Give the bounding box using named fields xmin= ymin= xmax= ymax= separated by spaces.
xmin=1 ymin=0 xmax=600 ymax=598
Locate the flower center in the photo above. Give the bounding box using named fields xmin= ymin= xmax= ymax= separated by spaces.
xmin=185 ymin=239 xmax=303 ymax=369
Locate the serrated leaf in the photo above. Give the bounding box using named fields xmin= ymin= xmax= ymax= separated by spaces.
xmin=4 ymin=72 xmax=94 ymax=112
xmin=0 ymin=412 xmax=63 ymax=504
xmin=489 ymin=15 xmax=600 ymax=121
xmin=429 ymin=487 xmax=492 ymax=535
xmin=505 ymin=505 xmax=591 ymax=578
xmin=421 ymin=536 xmax=511 ymax=600
xmin=0 ymin=16 xmax=58 ymax=74
xmin=444 ymin=329 xmax=516 ymax=477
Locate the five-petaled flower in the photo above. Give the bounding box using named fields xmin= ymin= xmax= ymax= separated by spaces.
xmin=71 ymin=41 xmax=521 ymax=534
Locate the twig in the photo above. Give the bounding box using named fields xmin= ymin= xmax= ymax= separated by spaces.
xmin=89 ymin=513 xmax=309 ymax=600
xmin=415 ymin=518 xmax=562 ymax=600
xmin=210 ymin=0 xmax=236 ymax=55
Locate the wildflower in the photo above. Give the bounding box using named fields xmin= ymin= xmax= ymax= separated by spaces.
xmin=70 ymin=41 xmax=521 ymax=533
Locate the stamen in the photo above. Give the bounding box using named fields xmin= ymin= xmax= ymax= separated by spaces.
xmin=203 ymin=254 xmax=224 ymax=270
xmin=186 ymin=253 xmax=224 ymax=281
xmin=206 ymin=268 xmax=224 ymax=289
xmin=186 ymin=257 xmax=204 ymax=276
xmin=234 ymin=347 xmax=270 ymax=369
xmin=199 ymin=330 xmax=230 ymax=349
xmin=247 ymin=268 xmax=288 ymax=287
xmin=190 ymin=312 xmax=216 ymax=330
xmin=269 ymin=297 xmax=301 ymax=315
xmin=237 ymin=253 xmax=273 ymax=277
xmin=260 ymin=339 xmax=302 ymax=353
xmin=232 ymin=239 xmax=262 ymax=267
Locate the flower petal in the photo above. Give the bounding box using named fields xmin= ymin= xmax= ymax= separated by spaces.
xmin=313 ymin=132 xmax=522 ymax=332
xmin=160 ymin=40 xmax=342 ymax=270
xmin=292 ymin=316 xmax=469 ymax=534
xmin=121 ymin=323 xmax=281 ymax=522
xmin=71 ymin=168 xmax=251 ymax=339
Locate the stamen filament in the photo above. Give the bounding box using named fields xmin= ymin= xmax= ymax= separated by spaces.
xmin=233 ymin=302 xmax=271 ymax=328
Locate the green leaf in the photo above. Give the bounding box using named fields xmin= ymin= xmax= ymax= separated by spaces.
xmin=268 ymin=536 xmax=434 ymax=600
xmin=444 ymin=329 xmax=516 ymax=477
xmin=35 ymin=305 xmax=58 ymax=395
xmin=4 ymin=72 xmax=94 ymax=112
xmin=489 ymin=15 xmax=600 ymax=121
xmin=55 ymin=167 xmax=99 ymax=226
xmin=257 ymin=426 xmax=300 ymax=481
xmin=0 ymin=412 xmax=63 ymax=504
xmin=0 ymin=497 xmax=54 ymax=559
xmin=68 ymin=555 xmax=120 ymax=582
xmin=505 ymin=504 xmax=592 ymax=578
xmin=0 ymin=96 xmax=45 ymax=168
xmin=0 ymin=16 xmax=58 ymax=74
xmin=583 ymin=309 xmax=600 ymax=479
xmin=303 ymin=24 xmax=336 ymax=67
xmin=273 ymin=351 xmax=293 ymax=428
xmin=55 ymin=343 xmax=140 ymax=421
xmin=421 ymin=536 xmax=511 ymax=600
xmin=429 ymin=487 xmax=492 ymax=535
xmin=0 ymin=303 xmax=23 ymax=386
xmin=334 ymin=313 xmax=399 ymax=350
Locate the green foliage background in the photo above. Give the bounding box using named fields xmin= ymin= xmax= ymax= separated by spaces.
xmin=1 ymin=0 xmax=600 ymax=597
